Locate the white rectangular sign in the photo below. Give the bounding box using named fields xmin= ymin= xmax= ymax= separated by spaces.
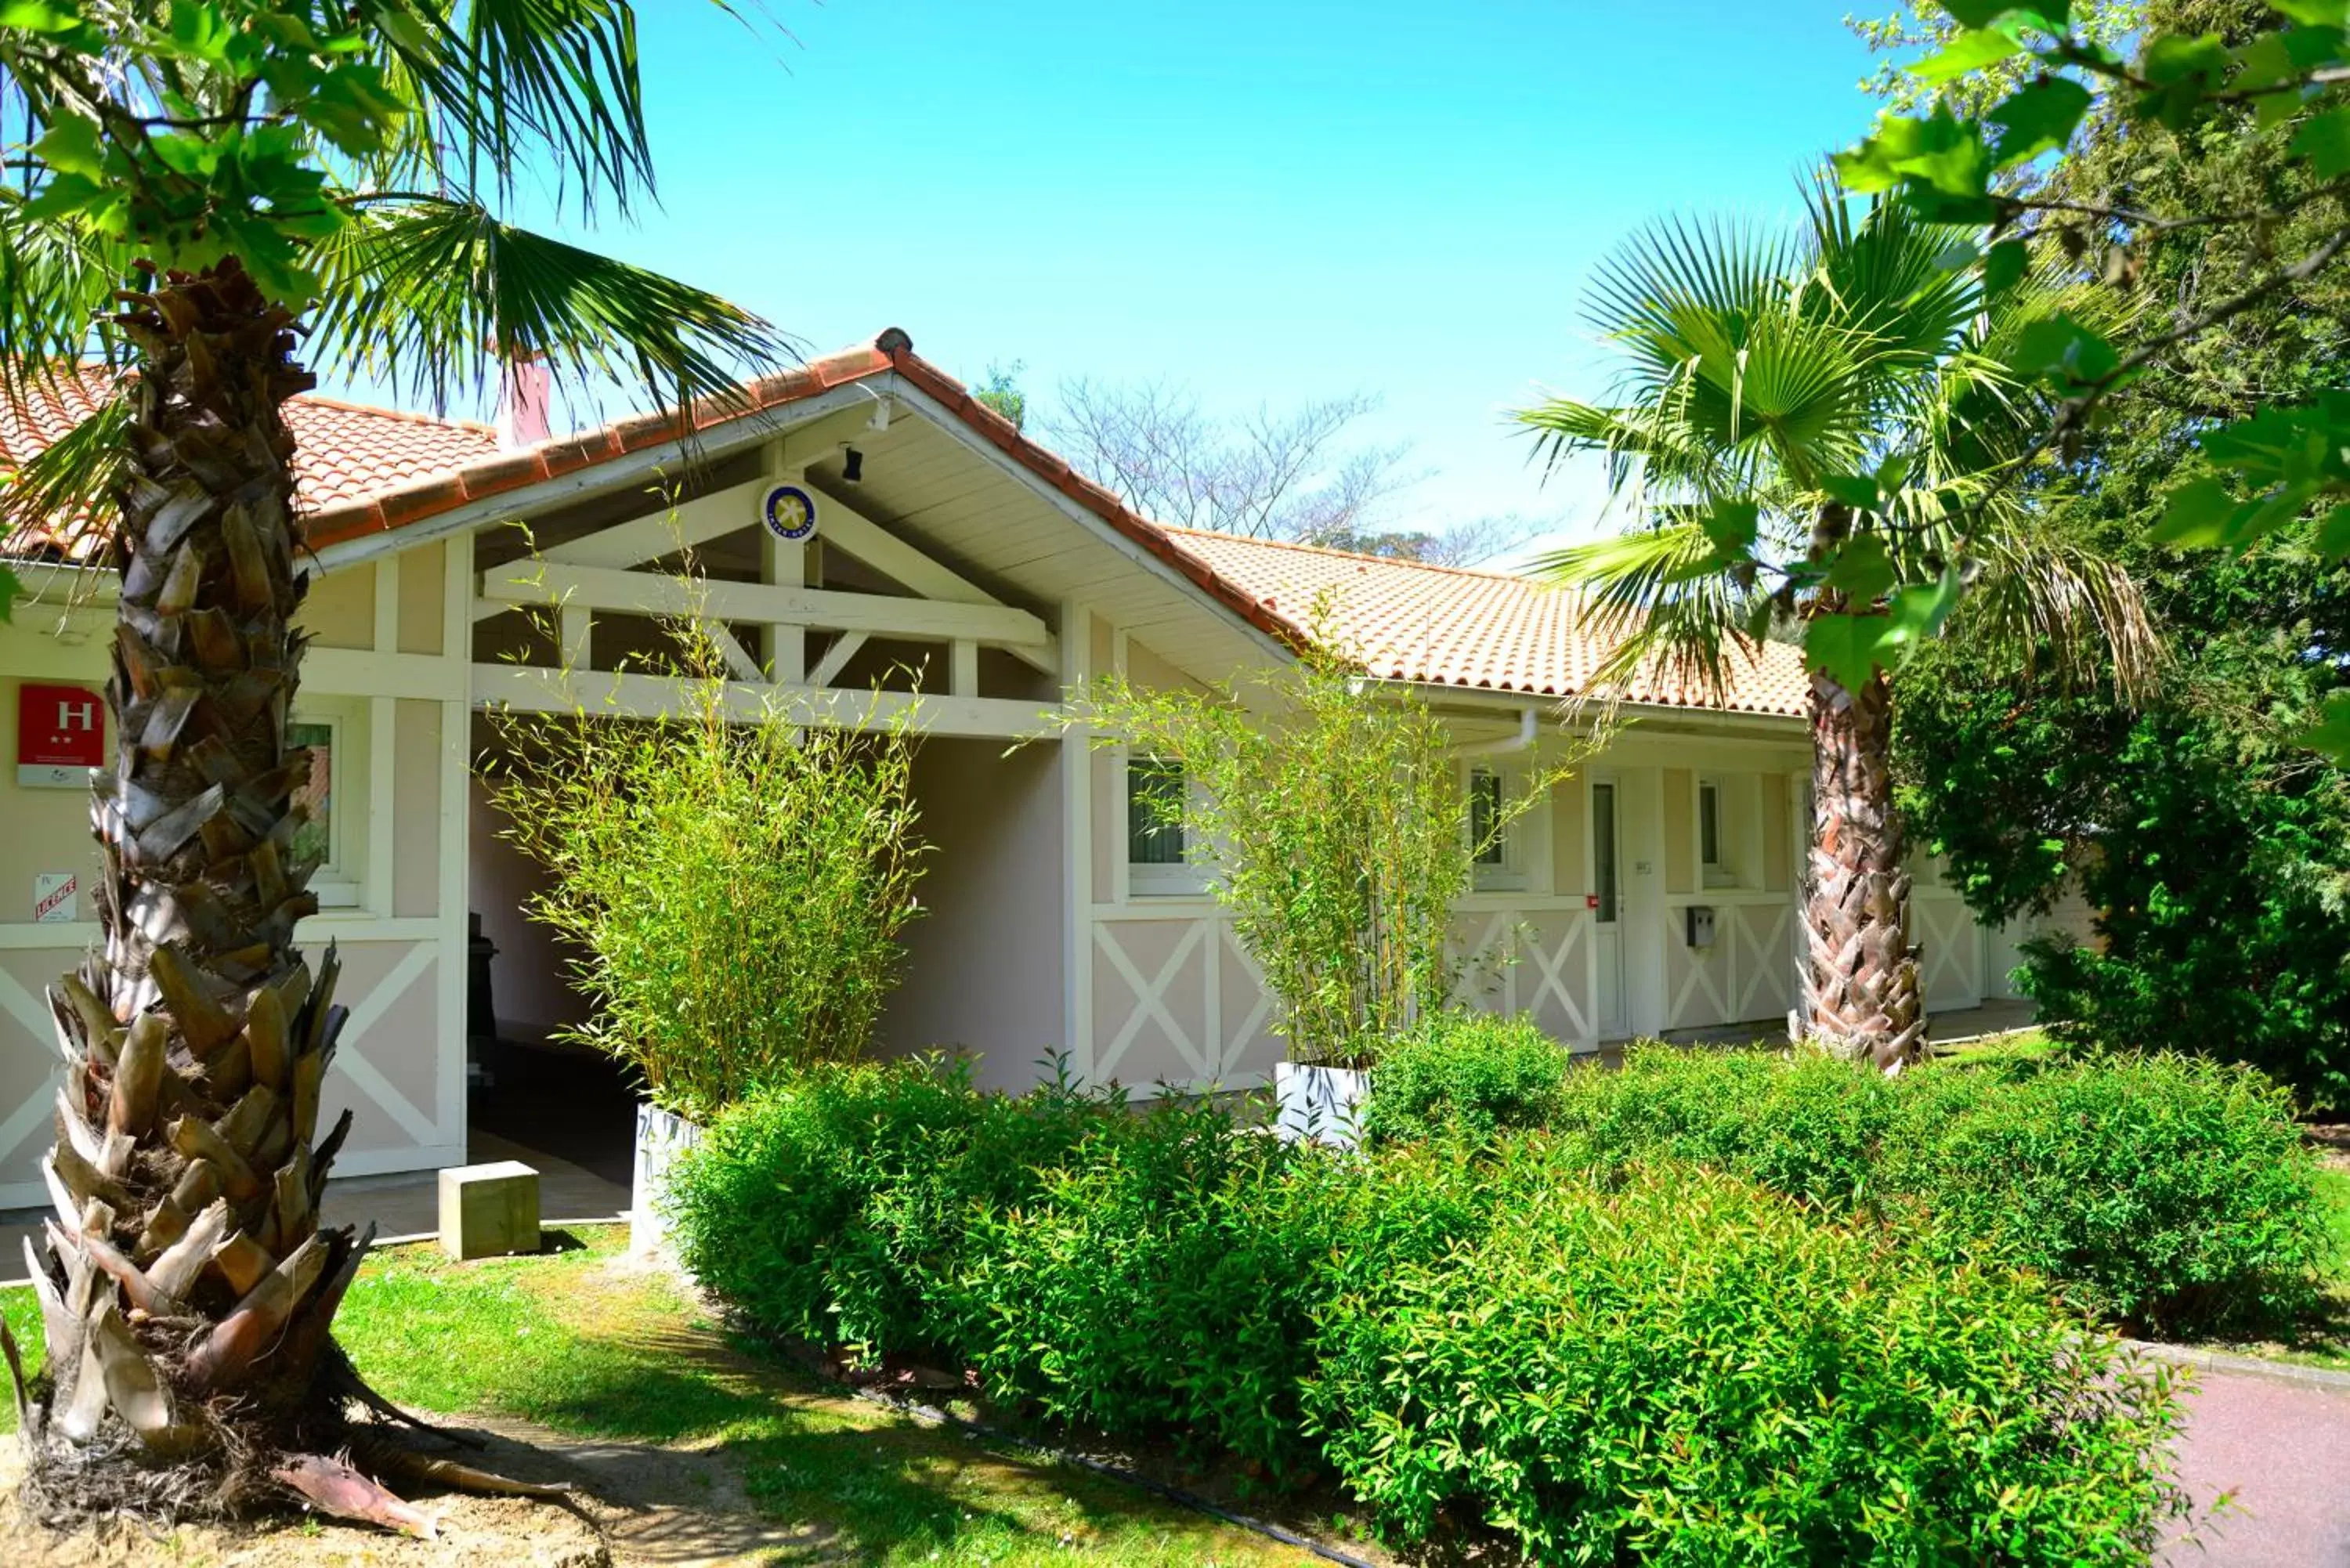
xmin=33 ymin=873 xmax=77 ymax=924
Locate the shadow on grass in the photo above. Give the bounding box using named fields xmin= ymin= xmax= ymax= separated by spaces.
xmin=341 ymin=1244 xmax=1312 ymax=1565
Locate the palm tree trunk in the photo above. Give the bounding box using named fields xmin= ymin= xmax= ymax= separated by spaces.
xmin=1801 ymin=663 xmax=1925 ymax=1071
xmin=4 ymin=257 xmax=390 ymax=1523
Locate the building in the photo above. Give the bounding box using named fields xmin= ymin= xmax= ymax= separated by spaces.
xmin=0 ymin=331 xmax=2081 ymax=1206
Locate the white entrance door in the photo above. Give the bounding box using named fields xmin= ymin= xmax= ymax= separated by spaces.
xmin=1592 ymin=779 xmax=1626 ymax=1038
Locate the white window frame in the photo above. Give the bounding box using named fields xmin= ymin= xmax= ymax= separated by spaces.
xmin=287 ymin=708 xmax=362 ymax=909
xmin=1126 ymin=752 xmax=1209 ymax=898
xmin=1468 ymin=764 xmax=1528 ymax=894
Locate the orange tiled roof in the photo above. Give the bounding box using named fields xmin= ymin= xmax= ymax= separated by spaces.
xmin=0 ymin=367 xmax=497 ymax=559
xmin=1166 ymin=529 xmax=1810 ymax=717
xmin=2 ymin=339 xmax=1806 ymax=720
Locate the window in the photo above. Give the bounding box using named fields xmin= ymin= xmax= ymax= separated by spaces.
xmin=1470 ymin=768 xmax=1505 ymax=866
xmin=1127 ymin=757 xmax=1201 ymax=895
xmin=287 ymin=715 xmax=360 ymax=908
xmin=1468 ymin=765 xmax=1525 ymax=892
xmin=1593 ymin=782 xmax=1618 ymax=923
xmin=1698 ymin=777 xmax=1740 ymax=888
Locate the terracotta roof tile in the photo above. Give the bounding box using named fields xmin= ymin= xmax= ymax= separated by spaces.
xmin=1 ymin=368 xmax=497 ymax=558
xmin=2 ymin=344 xmax=1806 ymax=721
xmin=1164 ymin=529 xmax=1810 ymax=718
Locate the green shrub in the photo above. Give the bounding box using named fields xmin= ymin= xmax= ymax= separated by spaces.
xmin=673 ymin=1058 xmax=2193 ymax=1557
xmin=1544 ymin=1044 xmax=2327 ymax=1332
xmin=1890 ymin=1053 xmax=2326 ymax=1329
xmin=1307 ymin=1163 xmax=2187 ymax=1566
xmin=1549 ymin=1043 xmax=1901 ymax=1207
xmin=665 ymin=1056 xmax=1118 ymax=1358
xmin=1361 ymin=1010 xmax=1572 ymax=1147
xmin=947 ymin=1103 xmax=1337 ymax=1476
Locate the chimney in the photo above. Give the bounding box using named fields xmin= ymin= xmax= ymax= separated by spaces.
xmin=496 ymin=353 xmax=551 ymax=449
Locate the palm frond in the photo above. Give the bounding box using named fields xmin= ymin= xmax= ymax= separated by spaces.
xmin=1958 ymin=529 xmax=2166 ymax=704
xmin=1517 ymin=393 xmax=1759 ymax=500
xmin=1529 ymin=519 xmax=1763 ymax=703
xmin=356 ymin=0 xmax=658 ymax=217
xmin=0 ymin=396 xmax=128 ymax=559
xmin=1801 ymin=183 xmax=1979 ymax=377
xmin=0 ymin=190 xmax=125 ymax=402
xmin=307 ymin=197 xmax=796 ymax=420
xmin=1586 ymin=213 xmax=1798 ymax=367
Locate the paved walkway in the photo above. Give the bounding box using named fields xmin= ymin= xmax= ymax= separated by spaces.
xmin=2160 ymin=1357 xmax=2350 ymax=1566
xmin=0 ymin=1125 xmax=630 ymax=1284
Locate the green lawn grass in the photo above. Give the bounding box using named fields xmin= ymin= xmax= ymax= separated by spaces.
xmin=2 ymin=1228 xmax=1324 ymax=1566
xmin=1928 ymin=1028 xmax=2062 ymax=1068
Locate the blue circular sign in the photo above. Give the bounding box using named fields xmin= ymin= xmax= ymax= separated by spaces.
xmin=762 ymin=483 xmax=818 ymax=543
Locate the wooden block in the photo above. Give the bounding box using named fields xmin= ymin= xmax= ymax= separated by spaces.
xmin=436 ymin=1160 xmax=540 ymax=1261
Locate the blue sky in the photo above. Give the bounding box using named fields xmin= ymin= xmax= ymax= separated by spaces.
xmin=374 ymin=2 xmax=1902 ymax=557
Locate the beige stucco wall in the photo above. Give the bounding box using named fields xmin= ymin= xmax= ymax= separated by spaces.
xmin=304 ymin=559 xmax=375 ymax=649
xmin=1550 ymin=773 xmax=1585 ymax=897
xmin=0 ymin=541 xmax=469 ymax=1209
xmin=877 ymin=736 xmax=1066 ymax=1089
xmin=1761 ymin=772 xmax=1792 ymax=894
xmin=397 ymin=542 xmax=445 ymax=655
xmin=392 ymin=699 xmax=443 ymax=918
xmin=1661 ymin=768 xmax=1696 ymax=894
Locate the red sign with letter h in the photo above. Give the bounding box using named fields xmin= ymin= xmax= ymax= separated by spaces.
xmin=17 ymin=683 xmax=104 ymax=775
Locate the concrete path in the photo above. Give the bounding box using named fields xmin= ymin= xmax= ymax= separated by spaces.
xmin=0 ymin=1125 xmax=630 ymax=1284
xmin=2162 ymin=1356 xmax=2350 ymax=1566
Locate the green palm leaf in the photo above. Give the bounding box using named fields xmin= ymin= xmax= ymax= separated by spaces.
xmin=309 ymin=199 xmax=794 ymax=419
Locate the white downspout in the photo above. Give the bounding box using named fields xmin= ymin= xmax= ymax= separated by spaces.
xmin=1452 ymin=706 xmax=1538 ymax=759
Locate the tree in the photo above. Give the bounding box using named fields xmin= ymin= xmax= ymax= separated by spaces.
xmin=1896 ymin=542 xmax=2350 ymax=1104
xmin=1041 ymin=378 xmax=1468 ymax=551
xmin=0 ymin=0 xmax=783 ymax=1532
xmin=1833 ymin=0 xmax=2350 ymax=760
xmin=971 ymin=359 xmax=1028 ymax=430
xmin=1303 ymin=511 xmax=1546 ymax=569
xmin=1520 ymin=185 xmax=2155 ymax=1068
xmin=1886 ymin=0 xmax=2350 ymax=1104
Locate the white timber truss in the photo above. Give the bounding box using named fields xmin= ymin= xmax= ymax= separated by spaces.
xmin=470 ymin=450 xmax=1061 ymax=740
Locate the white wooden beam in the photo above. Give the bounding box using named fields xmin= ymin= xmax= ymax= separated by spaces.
xmin=760 ymin=453 xmax=807 ymax=685
xmin=558 ymin=605 xmax=592 ymax=671
xmin=479 ymin=560 xmax=1056 ymax=652
xmin=817 ymin=495 xmax=996 ymax=605
xmin=311 ymin=378 xmax=893 ymax=573
xmin=1061 ymin=599 xmax=1096 ymax=1081
xmin=704 ymin=620 xmax=765 ymax=681
xmin=949 ymin=638 xmax=979 ymax=699
xmin=808 ymin=631 xmax=868 ymax=688
xmin=472 ymin=663 xmax=1055 ymax=740
xmin=543 ymin=476 xmax=765 ymax=570
xmin=815 ymin=494 xmax=1056 ymax=676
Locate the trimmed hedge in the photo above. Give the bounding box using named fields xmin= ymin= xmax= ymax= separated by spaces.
xmin=1542 ymin=1045 xmax=2328 ymax=1332
xmin=669 ymin=1056 xmax=2189 ymax=1563
xmin=1359 ymin=1010 xmax=1570 ymax=1147
xmin=1308 ymin=1162 xmax=2186 ymax=1566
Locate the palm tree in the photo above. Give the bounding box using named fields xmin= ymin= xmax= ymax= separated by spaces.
xmin=1520 ymin=187 xmax=2157 ymax=1070
xmin=0 ymin=2 xmax=785 ymax=1534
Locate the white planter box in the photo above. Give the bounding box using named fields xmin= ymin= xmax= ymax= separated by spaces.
xmin=1273 ymin=1062 xmax=1371 ymax=1148
xmin=630 ymin=1102 xmax=703 ymax=1255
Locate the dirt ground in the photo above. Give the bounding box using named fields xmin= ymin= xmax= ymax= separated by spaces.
xmin=0 ymin=1411 xmax=812 ymax=1568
